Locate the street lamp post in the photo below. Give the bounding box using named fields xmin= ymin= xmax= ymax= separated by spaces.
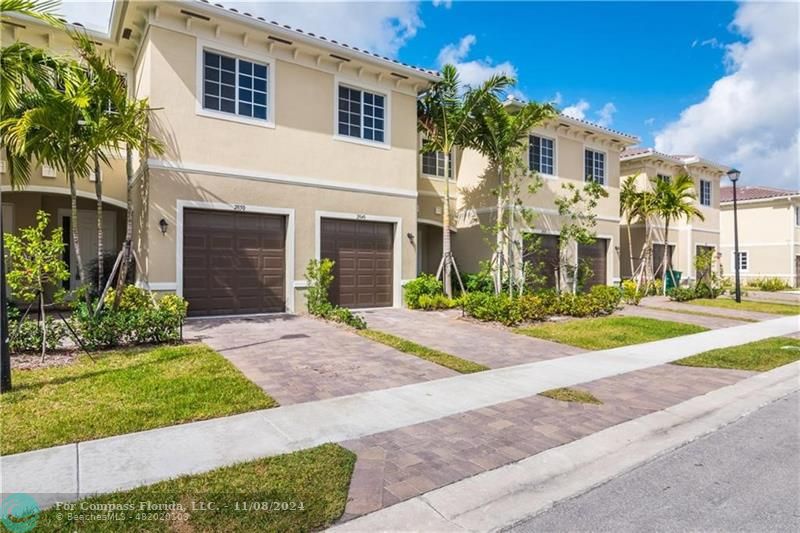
xmin=1 ymin=193 xmax=10 ymax=393
xmin=727 ymin=168 xmax=742 ymax=304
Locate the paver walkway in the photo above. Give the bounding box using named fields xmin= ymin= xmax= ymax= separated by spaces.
xmin=3 ymin=316 xmax=797 ymax=509
xmin=640 ymin=296 xmax=785 ymax=321
xmin=741 ymin=291 xmax=800 ymax=304
xmin=616 ymin=304 xmax=747 ymax=329
xmin=361 ymin=308 xmax=584 ymax=368
xmin=184 ymin=314 xmax=454 ymax=405
xmin=340 ymin=364 xmax=753 ymax=518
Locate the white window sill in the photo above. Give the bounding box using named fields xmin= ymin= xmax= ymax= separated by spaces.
xmin=197 ymin=108 xmax=275 ymax=129
xmin=333 ymin=134 xmax=391 ymax=151
xmin=420 ymin=173 xmax=454 ymax=182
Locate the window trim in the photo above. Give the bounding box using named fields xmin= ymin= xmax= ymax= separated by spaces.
xmin=794 ymin=205 xmax=800 ymax=227
xmin=529 ymin=134 xmax=557 ymax=177
xmin=195 ymin=40 xmax=276 ymax=129
xmin=731 ymin=250 xmax=749 ymax=273
xmin=656 ymin=173 xmax=671 ymax=184
xmin=700 ymin=179 xmax=712 ymax=207
xmin=420 ymin=149 xmax=454 ymax=180
xmin=333 ymin=77 xmax=391 ymax=149
xmin=583 ymin=147 xmax=607 ymax=185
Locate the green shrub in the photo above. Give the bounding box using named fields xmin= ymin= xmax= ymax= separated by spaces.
xmin=459 ymin=292 xmax=522 ymax=326
xmin=404 ymin=274 xmax=444 ymax=308
xmin=668 ymin=287 xmax=697 ymax=302
xmin=516 ymin=294 xmax=551 ymax=322
xmin=621 ymin=279 xmax=643 ymax=305
xmin=72 ymin=290 xmax=188 ymax=350
xmin=304 ymin=259 xmax=367 ymax=329
xmin=646 ymin=279 xmax=663 ymax=296
xmin=326 ymin=306 xmax=367 ymax=330
xmin=462 ymin=265 xmax=494 ymax=295
xmin=586 ymin=285 xmax=623 ymax=315
xmin=8 ymin=316 xmax=67 ymax=353
xmin=746 ymin=277 xmax=791 ymax=292
xmin=417 ymin=293 xmax=457 ymax=310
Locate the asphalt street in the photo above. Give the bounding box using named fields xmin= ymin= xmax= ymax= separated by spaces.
xmin=509 ymin=392 xmax=800 ymax=533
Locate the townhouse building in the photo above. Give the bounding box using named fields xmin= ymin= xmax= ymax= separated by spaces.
xmin=720 ymin=186 xmax=800 ymax=288
xmin=618 ymin=148 xmax=729 ymax=283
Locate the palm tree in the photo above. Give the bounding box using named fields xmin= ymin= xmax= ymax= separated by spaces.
xmin=619 ymin=174 xmax=641 ymax=278
xmin=417 ymin=64 xmax=513 ymax=297
xmin=653 ymin=173 xmax=704 ymax=294
xmin=469 ymin=97 xmax=554 ymax=294
xmin=1 ymin=0 xmax=62 ymax=25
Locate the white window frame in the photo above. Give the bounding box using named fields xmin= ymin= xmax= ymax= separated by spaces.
xmin=195 ymin=40 xmax=276 ymax=129
xmin=795 ymin=205 xmax=800 ymax=227
xmin=333 ymin=77 xmax=391 ymax=149
xmin=584 ymin=148 xmax=607 ymax=185
xmin=529 ymin=134 xmax=557 ymax=177
xmin=732 ymin=250 xmax=749 ymax=272
xmin=656 ymin=173 xmax=671 ymax=184
xmin=420 ymin=150 xmax=453 ymax=180
xmin=700 ymin=179 xmax=712 ymax=206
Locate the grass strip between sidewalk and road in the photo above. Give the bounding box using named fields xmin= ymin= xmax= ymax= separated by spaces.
xmin=539 ymin=387 xmax=603 ymax=405
xmin=357 ymin=329 xmax=489 ymax=374
xmin=673 ymin=337 xmax=800 ymax=372
xmin=1 ymin=344 xmax=276 ymax=456
xmin=515 ymin=316 xmax=708 ymax=350
xmin=646 ymin=305 xmax=758 ymax=323
xmin=686 ymin=298 xmax=799 ymax=316
xmin=34 ymin=444 xmax=355 ymax=532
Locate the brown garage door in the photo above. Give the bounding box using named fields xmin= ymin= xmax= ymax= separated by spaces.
xmin=321 ymin=218 xmax=393 ymax=308
xmin=578 ymin=238 xmax=608 ymax=289
xmin=522 ymin=233 xmax=560 ymax=289
xmin=183 ymin=209 xmax=285 ymax=316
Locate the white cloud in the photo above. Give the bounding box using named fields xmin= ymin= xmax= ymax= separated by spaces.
xmin=60 ymin=1 xmax=423 ymax=57
xmin=562 ymin=99 xmax=590 ymax=120
xmin=691 ymin=37 xmax=724 ymax=50
xmin=596 ymin=102 xmax=617 ymax=127
xmin=644 ymin=117 xmax=656 ymax=126
xmin=655 ymin=2 xmax=799 ymax=190
xmin=432 ymin=0 xmax=453 ymax=8
xmin=548 ymin=92 xmax=563 ymax=106
xmin=436 ymin=34 xmax=518 ymax=87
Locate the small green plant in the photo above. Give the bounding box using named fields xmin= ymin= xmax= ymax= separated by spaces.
xmin=6 ymin=306 xmax=68 ymax=354
xmin=304 ymin=259 xmax=366 ymax=329
xmin=404 ymin=273 xmax=444 ymax=309
xmin=621 ymin=279 xmax=643 ymax=305
xmin=462 ymin=262 xmax=496 ymax=295
xmin=668 ymin=286 xmax=698 ymax=302
xmin=746 ymin=277 xmax=791 ymax=292
xmin=586 ymin=285 xmax=623 ymax=314
xmin=4 ymin=211 xmax=71 ymax=359
xmin=646 ymin=278 xmax=663 ymax=296
xmin=417 ymin=293 xmax=457 ymax=310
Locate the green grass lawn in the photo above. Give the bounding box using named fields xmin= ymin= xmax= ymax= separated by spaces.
xmin=35 ymin=443 xmax=355 ymax=532
xmin=650 ymin=306 xmax=757 ymax=323
xmin=673 ymin=337 xmax=800 ymax=372
xmin=358 ymin=329 xmax=489 ymax=374
xmin=539 ymin=387 xmax=602 ymax=405
xmin=1 ymin=344 xmax=276 ymax=455
xmin=516 ymin=316 xmax=708 ymax=350
xmin=686 ymin=298 xmax=799 ymax=316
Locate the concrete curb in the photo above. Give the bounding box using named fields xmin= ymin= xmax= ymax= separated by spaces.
xmin=330 ymin=361 xmax=800 ymax=533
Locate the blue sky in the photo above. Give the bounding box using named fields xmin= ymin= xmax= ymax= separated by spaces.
xmin=61 ymin=1 xmax=798 ymax=188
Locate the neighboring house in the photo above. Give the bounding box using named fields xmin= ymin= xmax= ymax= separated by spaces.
xmin=2 ymin=0 xmax=438 ymax=316
xmin=447 ymin=101 xmax=639 ymax=290
xmin=618 ymin=148 xmax=729 ymax=283
xmin=720 ymin=186 xmax=800 ymax=288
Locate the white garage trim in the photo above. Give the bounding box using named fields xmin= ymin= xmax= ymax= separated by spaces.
xmin=176 ymin=200 xmax=296 ymax=313
xmin=315 ymin=210 xmax=403 ymax=308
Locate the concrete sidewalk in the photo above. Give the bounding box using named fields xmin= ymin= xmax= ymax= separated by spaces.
xmin=640 ymin=296 xmax=786 ymax=321
xmin=2 ymin=316 xmax=798 ymax=509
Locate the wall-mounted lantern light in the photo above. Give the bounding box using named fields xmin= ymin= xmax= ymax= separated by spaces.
xmin=159 ymin=218 xmax=169 ymax=235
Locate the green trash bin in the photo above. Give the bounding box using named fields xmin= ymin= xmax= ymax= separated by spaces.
xmin=665 ymin=270 xmax=682 ymax=291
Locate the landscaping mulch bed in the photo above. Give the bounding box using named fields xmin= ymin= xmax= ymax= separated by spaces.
xmin=11 ymin=351 xmax=79 ymax=370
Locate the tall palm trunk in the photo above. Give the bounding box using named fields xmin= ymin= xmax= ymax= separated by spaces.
xmin=442 ymin=151 xmax=453 ymax=298
xmin=94 ymin=152 xmax=103 ymax=293
xmin=494 ymin=164 xmax=504 ymax=295
xmin=626 ymin=215 xmax=635 ymax=277
xmin=68 ymin=171 xmax=89 ymax=303
xmin=661 ymin=216 xmax=671 ymax=295
xmin=114 ymin=144 xmax=134 ymax=309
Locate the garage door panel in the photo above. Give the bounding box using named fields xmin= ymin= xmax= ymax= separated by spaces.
xmin=183 ymin=209 xmax=286 ymax=316
xmin=321 ymin=218 xmax=394 ymax=309
xmin=578 ymin=239 xmax=608 ymax=290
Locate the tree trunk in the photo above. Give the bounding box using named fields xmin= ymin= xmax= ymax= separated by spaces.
xmin=94 ymin=153 xmax=103 ymax=294
xmin=494 ymin=165 xmax=504 ymax=295
xmin=442 ymin=152 xmax=452 ymax=298
xmin=114 ymin=144 xmax=134 ymax=309
xmin=68 ymin=172 xmax=89 ymax=303
xmin=661 ymin=217 xmax=670 ymax=295
xmin=626 ymin=215 xmax=635 ymax=278
xmin=39 ymin=290 xmax=46 ymax=362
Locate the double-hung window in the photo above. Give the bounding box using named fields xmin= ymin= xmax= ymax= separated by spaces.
xmin=422 ymin=151 xmax=451 ymax=178
xmin=203 ymin=50 xmax=269 ymax=121
xmin=584 ymin=149 xmax=606 ymax=185
xmin=700 ymin=179 xmax=712 ymax=206
xmin=338 ymin=85 xmax=386 ymax=143
xmin=529 ymin=135 xmax=555 ymax=175
xmin=795 ymin=206 xmax=800 ymax=226
xmin=657 ymin=174 xmax=671 ymax=184
xmin=733 ymin=251 xmax=748 ymax=272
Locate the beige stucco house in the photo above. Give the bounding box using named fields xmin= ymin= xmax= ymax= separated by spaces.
xmin=618 ymin=148 xmax=729 ymax=283
xmin=2 ymin=0 xmax=439 ymax=316
xmin=446 ymin=102 xmax=639 ymax=289
xmin=720 ymin=186 xmax=800 ymax=288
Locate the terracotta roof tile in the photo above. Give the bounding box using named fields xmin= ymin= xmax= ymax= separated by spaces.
xmin=720 ymin=185 xmax=798 ymax=203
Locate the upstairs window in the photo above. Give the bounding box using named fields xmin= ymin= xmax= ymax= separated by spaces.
xmin=700 ymin=179 xmax=712 ymax=206
xmin=422 ymin=151 xmax=452 ymax=178
xmin=795 ymin=206 xmax=800 ymax=226
xmin=657 ymin=174 xmax=671 ymax=184
xmin=203 ymin=50 xmax=268 ymax=121
xmin=338 ymin=85 xmax=386 ymax=143
xmin=584 ymin=149 xmax=605 ymax=185
xmin=529 ymin=135 xmax=555 ymax=175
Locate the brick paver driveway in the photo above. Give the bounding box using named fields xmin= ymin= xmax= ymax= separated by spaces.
xmin=361 ymin=308 xmax=584 ymax=368
xmin=184 ymin=314 xmax=455 ymax=405
xmin=339 ymin=364 xmax=753 ymax=519
xmin=616 ymin=304 xmax=747 ymax=329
